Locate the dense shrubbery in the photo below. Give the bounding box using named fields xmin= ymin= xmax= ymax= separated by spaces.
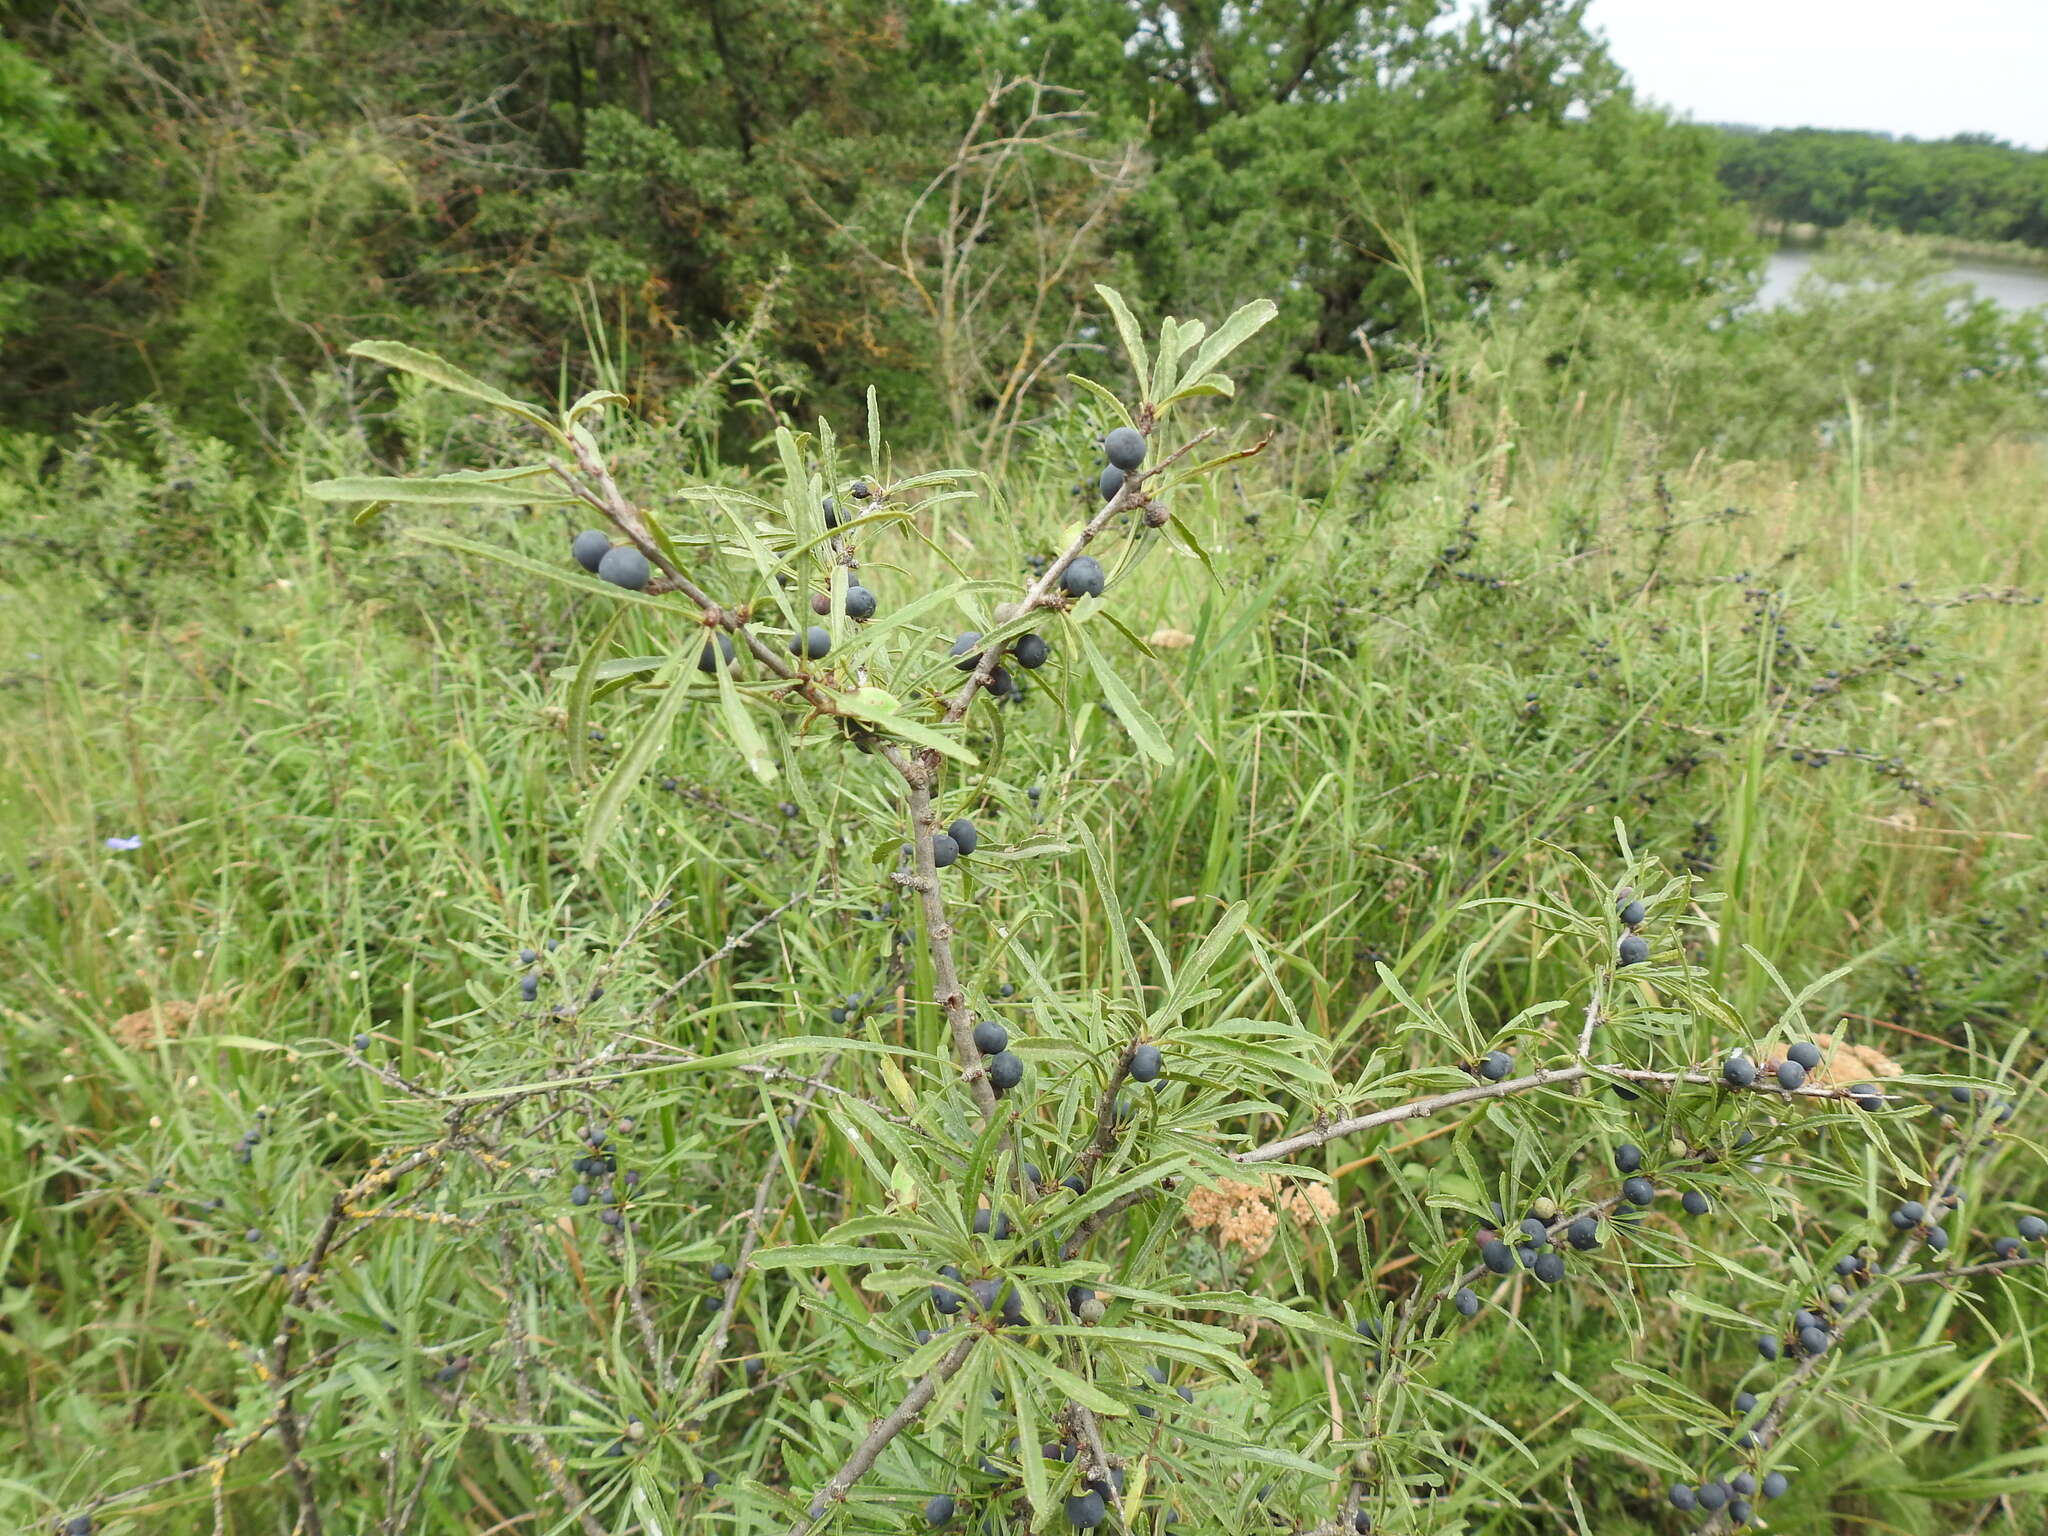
xmin=3 ymin=277 xmax=2044 ymax=1533
xmin=4 ymin=5 xmax=2048 ymax=1532
xmin=2 ymin=0 xmax=1754 ymax=442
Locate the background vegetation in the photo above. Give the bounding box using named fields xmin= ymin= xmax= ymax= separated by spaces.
xmin=3 ymin=3 xmax=2047 ymax=1535
xmin=1715 ymin=126 xmax=2048 ymax=251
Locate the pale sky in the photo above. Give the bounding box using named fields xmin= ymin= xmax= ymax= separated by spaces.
xmin=1586 ymin=0 xmax=2048 ymax=149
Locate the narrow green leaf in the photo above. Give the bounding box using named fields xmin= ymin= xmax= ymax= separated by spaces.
xmin=346 ymin=341 xmax=561 ymax=439
xmin=1093 ymin=285 xmax=1152 ymax=398
xmin=1179 ymin=298 xmax=1279 ymax=385
xmin=565 ymin=609 xmax=627 ymax=784
xmin=306 ymin=474 xmax=579 ymax=507
xmin=994 ymin=1337 xmax=1124 ymax=1415
xmin=579 ymin=658 xmax=692 ymax=868
xmin=711 ymin=634 xmax=778 ymax=784
xmin=565 ymin=389 xmax=629 ymax=426
xmin=1066 ymin=373 xmax=1136 ymax=427
xmin=831 ymin=690 xmax=979 ymax=765
xmin=1076 ymin=622 xmax=1172 ymax=766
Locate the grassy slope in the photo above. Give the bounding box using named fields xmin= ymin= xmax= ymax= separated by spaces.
xmin=2 ymin=403 xmax=2044 ymax=1531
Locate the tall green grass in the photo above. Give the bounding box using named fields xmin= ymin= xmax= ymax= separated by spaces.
xmin=2 ymin=319 xmax=2045 ymax=1532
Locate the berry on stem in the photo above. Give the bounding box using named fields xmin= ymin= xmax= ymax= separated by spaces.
xmin=1104 ymin=425 xmax=1146 ymax=472
xmin=571 ymin=530 xmax=611 ymax=571
xmin=597 ymin=545 xmax=650 ymax=590
xmin=698 ymin=633 xmax=736 ymax=673
xmin=1062 ymin=556 xmax=1106 ymax=599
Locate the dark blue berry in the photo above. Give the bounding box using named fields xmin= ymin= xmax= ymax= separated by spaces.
xmin=1757 ymin=1333 xmax=1779 ymax=1360
xmin=1014 ymin=633 xmax=1049 ymax=669
xmin=1480 ymin=1240 xmax=1515 ymax=1273
xmin=571 ymin=530 xmax=611 ymax=571
xmin=1682 ymin=1190 xmax=1711 ymax=1217
xmin=1567 ymin=1216 xmax=1600 ymax=1250
xmin=2019 ymin=1215 xmax=2047 ymax=1241
xmin=948 ymin=818 xmax=978 ymax=855
xmin=845 ymin=585 xmax=877 ymax=621
xmin=790 ymin=626 xmax=831 ymax=660
xmin=1614 ymin=1143 xmax=1644 ymax=1174
xmin=1618 ymin=897 xmax=1646 ymax=926
xmin=1776 ymin=1059 xmax=1807 ymax=1089
xmin=1668 ymin=1486 xmax=1696 ymax=1511
xmin=926 ymin=1494 xmax=957 ymax=1526
xmin=1761 ymin=1471 xmax=1789 ymax=1499
xmin=1622 ymin=1177 xmax=1655 ymax=1206
xmin=698 ymin=634 xmax=736 ymax=673
xmin=1478 ymin=1050 xmax=1513 ymax=1080
xmin=1104 ymin=426 xmax=1146 ymax=472
xmin=972 ymin=1019 xmax=1008 ymax=1056
xmin=1065 ymin=1490 xmax=1106 ymax=1529
xmin=1061 ymin=556 xmax=1106 ymax=599
xmin=1454 ymin=1287 xmax=1480 ymax=1317
xmin=1723 ymin=1055 xmax=1757 ymax=1088
xmin=1098 ymin=464 xmax=1125 ymax=500
xmin=1617 ymin=934 xmax=1649 ymax=966
xmin=1532 ymin=1251 xmax=1566 ymax=1284
xmin=1787 ymin=1041 xmax=1821 ymax=1070
xmin=710 ymin=1261 xmax=734 ymax=1283
xmin=931 ymin=833 xmax=960 ymax=869
xmin=986 ymin=1051 xmax=1023 ymax=1093
xmin=1129 ymin=1043 xmax=1162 ymax=1082
xmin=597 ymin=545 xmax=650 ymax=589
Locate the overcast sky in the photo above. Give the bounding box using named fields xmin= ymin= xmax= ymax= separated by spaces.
xmin=1586 ymin=0 xmax=2048 ymax=149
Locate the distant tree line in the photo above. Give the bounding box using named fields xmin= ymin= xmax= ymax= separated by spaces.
xmin=3 ymin=0 xmax=1756 ymax=442
xmin=1715 ymin=126 xmax=2048 ymax=249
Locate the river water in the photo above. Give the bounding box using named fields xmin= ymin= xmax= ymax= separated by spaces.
xmin=1760 ymin=246 xmax=2048 ymax=312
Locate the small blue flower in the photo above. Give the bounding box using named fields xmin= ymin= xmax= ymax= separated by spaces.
xmin=105 ymin=835 xmax=143 ymax=851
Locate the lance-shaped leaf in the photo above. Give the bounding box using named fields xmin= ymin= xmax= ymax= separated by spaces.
xmin=346 ymin=341 xmax=560 ymax=440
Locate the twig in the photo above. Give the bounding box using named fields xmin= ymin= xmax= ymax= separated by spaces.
xmin=788 ymin=1334 xmax=981 ymax=1534
xmin=642 ymin=888 xmax=813 ymax=1020
xmin=686 ymin=1054 xmax=843 ymax=1418
xmin=1237 ymin=1061 xmax=1884 ymax=1166
xmin=502 ymin=1244 xmax=609 ymax=1536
